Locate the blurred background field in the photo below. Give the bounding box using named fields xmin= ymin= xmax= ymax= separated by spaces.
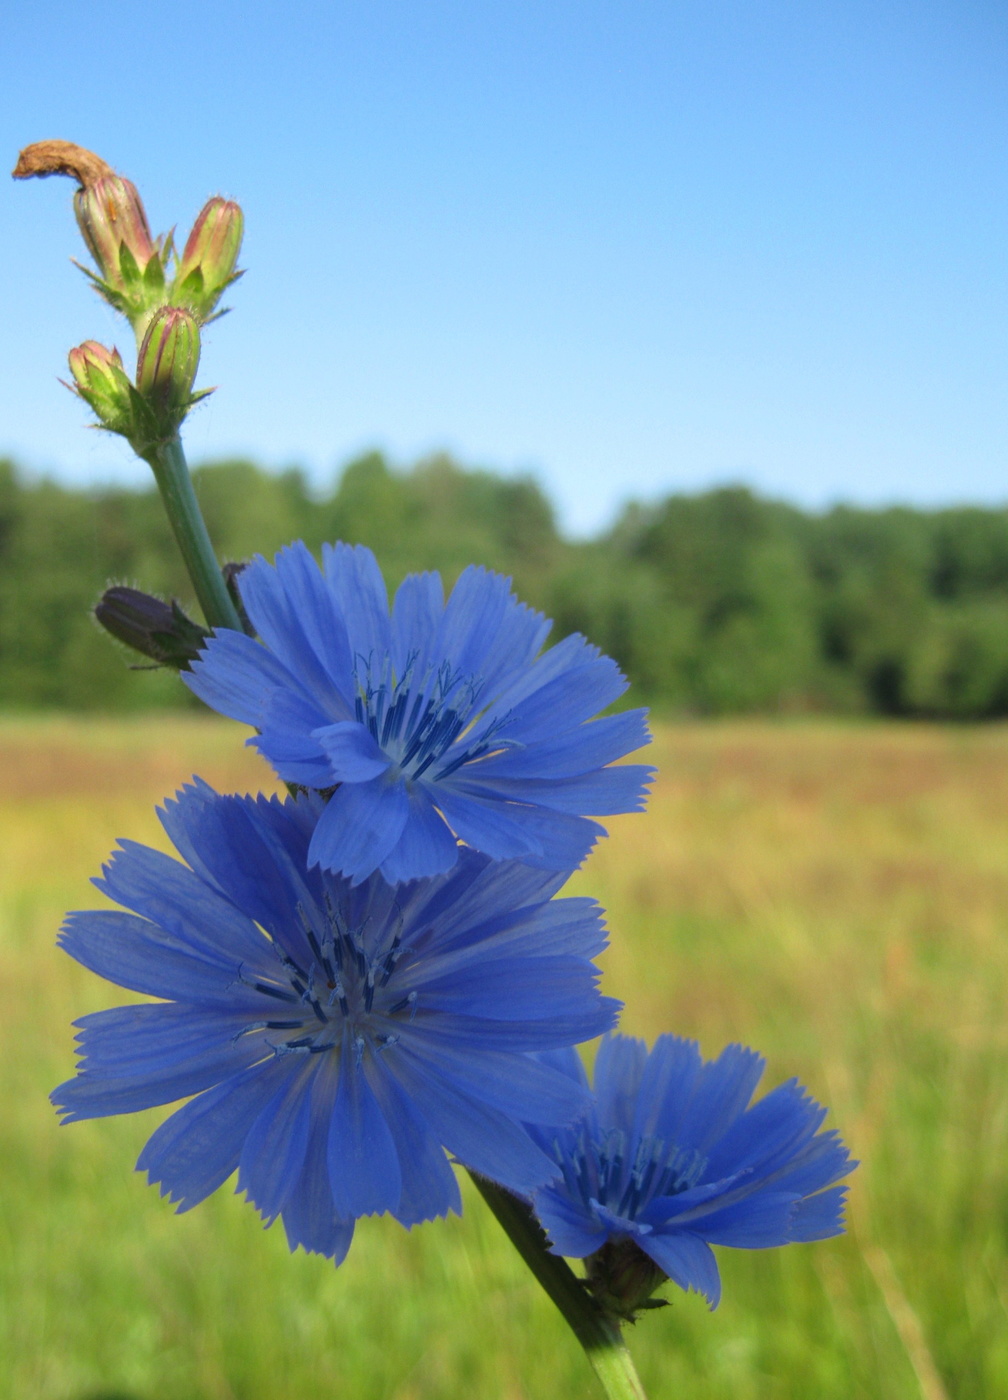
xmin=1 ymin=715 xmax=1005 ymax=1400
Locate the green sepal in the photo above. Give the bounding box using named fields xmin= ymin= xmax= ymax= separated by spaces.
xmin=173 ymin=266 xmax=205 ymax=306
xmin=72 ymin=260 xmax=136 ymax=317
xmin=118 ymin=241 xmax=141 ymax=287
xmin=143 ymin=251 xmax=165 ymax=292
xmin=122 ymin=380 xmax=162 ymax=453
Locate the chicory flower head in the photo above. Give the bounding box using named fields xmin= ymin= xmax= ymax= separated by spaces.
xmin=184 ymin=542 xmax=653 ymax=885
xmin=51 ymin=779 xmax=620 ymax=1264
xmin=529 ymin=1034 xmax=855 ymax=1311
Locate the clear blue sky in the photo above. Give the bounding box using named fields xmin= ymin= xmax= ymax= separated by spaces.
xmin=2 ymin=1 xmax=1005 ymax=535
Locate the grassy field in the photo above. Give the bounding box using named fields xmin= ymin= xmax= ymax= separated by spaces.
xmin=1 ymin=716 xmax=1005 ymax=1400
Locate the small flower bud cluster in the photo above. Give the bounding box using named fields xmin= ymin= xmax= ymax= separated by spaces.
xmin=70 ymin=174 xmax=242 ymax=446
xmin=71 ymin=173 xmax=243 ymax=339
xmin=13 ymin=142 xmax=243 ymax=449
xmin=66 ymin=307 xmax=212 ymax=455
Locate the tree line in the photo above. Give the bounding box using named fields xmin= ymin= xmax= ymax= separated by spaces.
xmin=4 ymin=449 xmax=1008 ymax=718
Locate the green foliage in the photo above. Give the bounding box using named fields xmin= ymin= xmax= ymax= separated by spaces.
xmin=4 ymin=452 xmax=1008 ymax=717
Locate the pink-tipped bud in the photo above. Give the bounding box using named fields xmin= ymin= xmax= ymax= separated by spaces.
xmin=67 ymin=340 xmax=133 ymax=433
xmin=73 ymin=175 xmax=156 ymax=289
xmin=136 ymin=307 xmax=201 ymax=410
xmin=175 ymin=197 xmax=244 ymax=318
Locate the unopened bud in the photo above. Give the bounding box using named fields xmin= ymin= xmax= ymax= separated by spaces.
xmin=73 ymin=175 xmax=155 ymax=290
xmin=175 ymin=197 xmax=244 ymax=318
xmin=95 ymin=586 xmax=209 ymax=669
xmin=67 ymin=340 xmax=134 ymax=434
xmin=136 ymin=307 xmax=200 ymax=410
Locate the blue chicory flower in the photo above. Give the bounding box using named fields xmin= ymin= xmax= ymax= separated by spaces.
xmin=51 ymin=779 xmax=620 ymax=1264
xmin=528 ymin=1034 xmax=855 ymax=1309
xmin=184 ymin=542 xmax=653 ymax=885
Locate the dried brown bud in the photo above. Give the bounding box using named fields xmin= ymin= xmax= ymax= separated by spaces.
xmin=12 ymin=140 xmax=114 ymax=187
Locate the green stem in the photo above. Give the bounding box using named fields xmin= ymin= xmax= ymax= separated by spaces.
xmin=469 ymin=1173 xmax=648 ymax=1400
xmin=141 ymin=435 xmax=242 ymax=632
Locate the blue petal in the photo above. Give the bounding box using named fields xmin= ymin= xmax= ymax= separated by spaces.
xmin=594 ymin=1034 xmax=652 ymax=1136
xmin=255 ymin=688 xmax=339 ymax=786
xmin=481 ymin=633 xmax=602 ymax=719
xmin=770 ymin=1133 xmax=856 ymax=1198
xmin=58 ymin=909 xmax=244 ymax=1002
xmin=238 ymin=1059 xmax=315 ymax=1223
xmin=445 ymin=798 xmax=602 ymax=872
xmin=280 ymin=1062 xmax=356 ymax=1262
xmin=95 ymin=833 xmax=274 ymax=974
xmin=403 ymin=1000 xmax=620 ymax=1053
xmin=693 ymin=1191 xmax=804 ymax=1248
xmin=642 ymin=1173 xmax=747 ymax=1226
xmin=531 ymin=1046 xmax=591 ymax=1086
xmin=392 ymin=1038 xmax=591 ymax=1126
xmin=307 ymin=779 xmax=410 ymax=883
xmin=322 ymin=542 xmax=392 ymax=660
xmin=789 ymin=1186 xmax=848 ymax=1241
xmin=513 ymin=807 xmax=604 ymax=871
xmin=458 ymin=765 xmax=652 ymax=816
xmin=409 ymin=955 xmax=605 ymax=1023
xmin=404 ymin=854 xmax=567 ymax=955
xmin=52 ymin=1010 xmax=269 ymax=1121
xmin=69 ymin=1003 xmax=265 ymax=1073
xmin=136 ymin=1057 xmax=293 ymax=1211
xmin=391 ymin=571 xmax=445 ymax=675
xmin=631 ymin=1035 xmax=703 ymax=1143
xmin=470 ymin=709 xmax=652 ymax=780
xmin=159 ymin=788 xmax=319 ymax=970
xmin=665 ymin=1043 xmax=765 ymax=1155
xmin=378 ymin=783 xmax=460 ymax=885
xmin=239 ymin=546 xmax=354 ymax=712
xmin=183 ymin=629 xmax=294 ymax=726
xmin=365 ymin=1055 xmax=462 ymax=1226
xmin=439 ymin=896 xmax=606 ymax=963
xmin=432 ymin=785 xmax=543 ymax=861
xmin=492 ymin=650 xmax=628 ymax=742
xmin=638 ymin=1231 xmax=723 ymax=1309
xmin=472 ymin=592 xmax=551 ymax=697
xmin=534 ymin=1188 xmax=608 ymax=1258
xmin=433 ymin=567 xmax=531 ymax=687
xmin=386 ymin=1050 xmax=558 ymax=1194
xmin=327 ymin=1046 xmax=403 ymax=1217
xmin=703 ymin=1080 xmax=826 ymax=1183
xmin=261 ymin=542 xmax=355 ymax=703
xmin=314 ymin=721 xmax=392 ymax=782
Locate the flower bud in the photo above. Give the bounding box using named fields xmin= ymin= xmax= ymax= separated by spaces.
xmin=136 ymin=307 xmax=200 ymax=410
xmin=584 ymin=1239 xmax=669 ymax=1322
xmin=175 ymin=197 xmax=244 ymax=318
xmin=66 ymin=340 xmax=134 ymax=434
xmin=95 ymin=586 xmax=209 ymax=669
xmin=73 ymin=175 xmax=156 ymax=290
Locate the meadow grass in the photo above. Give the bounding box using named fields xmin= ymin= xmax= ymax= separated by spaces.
xmin=1 ymin=715 xmax=1005 ymax=1400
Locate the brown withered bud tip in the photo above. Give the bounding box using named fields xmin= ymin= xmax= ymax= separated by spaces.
xmin=12 ymin=140 xmax=115 ymax=187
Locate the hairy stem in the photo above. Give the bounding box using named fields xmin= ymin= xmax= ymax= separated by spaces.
xmin=141 ymin=435 xmax=242 ymax=632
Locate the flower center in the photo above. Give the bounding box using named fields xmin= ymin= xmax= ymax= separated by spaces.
xmin=239 ymin=894 xmax=419 ymax=1060
xmin=563 ymin=1128 xmax=707 ymax=1220
xmin=352 ymin=652 xmax=501 ymax=781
